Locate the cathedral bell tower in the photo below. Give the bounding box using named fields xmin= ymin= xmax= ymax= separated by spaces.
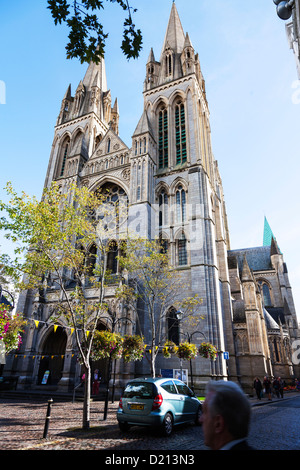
xmin=130 ymin=2 xmax=236 ymax=382
xmin=44 ymin=57 xmax=119 ymax=189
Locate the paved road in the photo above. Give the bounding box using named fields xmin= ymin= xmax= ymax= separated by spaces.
xmin=247 ymin=396 xmax=300 ymax=450
xmin=1 ymin=393 xmax=300 ymax=451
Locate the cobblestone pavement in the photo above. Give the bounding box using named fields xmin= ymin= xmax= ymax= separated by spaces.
xmin=0 ymin=392 xmax=299 ymax=451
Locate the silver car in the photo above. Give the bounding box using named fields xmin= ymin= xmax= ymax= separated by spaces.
xmin=117 ymin=377 xmax=202 ymax=436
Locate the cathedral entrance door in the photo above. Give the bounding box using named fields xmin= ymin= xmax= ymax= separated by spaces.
xmin=37 ymin=328 xmax=67 ymax=386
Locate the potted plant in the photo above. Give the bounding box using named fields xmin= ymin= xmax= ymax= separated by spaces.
xmin=91 ymin=330 xmax=124 ymax=361
xmin=162 ymin=340 xmax=178 ymax=358
xmin=122 ymin=335 xmax=145 ymax=363
xmin=176 ymin=342 xmax=198 ymax=360
xmin=0 ymin=304 xmax=24 ymax=354
xmin=198 ymin=342 xmax=218 ymax=361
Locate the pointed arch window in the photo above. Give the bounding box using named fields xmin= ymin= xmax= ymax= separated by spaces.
xmin=177 ymin=232 xmax=187 ymax=266
xmin=60 ymin=142 xmax=69 ymax=177
xmin=165 ymin=53 xmax=172 ymax=77
xmin=175 ymin=101 xmax=187 ymax=165
xmin=258 ymin=280 xmax=272 ymax=307
xmin=167 ymin=308 xmax=180 ymax=345
xmin=262 ymin=284 xmax=272 ymax=307
xmin=107 ymin=240 xmax=118 ymax=274
xmin=158 ymin=107 xmax=168 ymax=169
xmin=159 ymin=190 xmax=169 ymax=227
xmin=86 ymin=244 xmax=97 ymax=277
xmin=176 ymin=185 xmax=186 ymax=223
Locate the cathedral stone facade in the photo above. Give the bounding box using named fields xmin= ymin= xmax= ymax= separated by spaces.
xmin=5 ymin=4 xmax=299 ymax=395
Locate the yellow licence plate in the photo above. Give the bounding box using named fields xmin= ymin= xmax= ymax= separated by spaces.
xmin=129 ymin=404 xmax=144 ymax=410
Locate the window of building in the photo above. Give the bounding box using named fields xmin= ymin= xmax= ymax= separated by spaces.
xmin=86 ymin=244 xmax=97 ymax=277
xmin=167 ymin=308 xmax=180 ymax=344
xmin=165 ymin=54 xmax=172 ymax=77
xmin=95 ymin=183 xmax=128 ymax=231
xmin=177 ymin=232 xmax=187 ymax=266
xmin=175 ymin=102 xmax=187 ymax=165
xmin=159 ymin=190 xmax=169 ymax=227
xmin=107 ymin=240 xmax=118 ymax=274
xmin=258 ymin=281 xmax=272 ymax=307
xmin=158 ymin=108 xmax=168 ymax=169
xmin=60 ymin=143 xmax=69 ymax=177
xmin=262 ymin=284 xmax=272 ymax=306
xmin=176 ymin=185 xmax=186 ymax=223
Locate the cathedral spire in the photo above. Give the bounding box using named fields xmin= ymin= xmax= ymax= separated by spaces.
xmin=160 ymin=2 xmax=185 ymax=58
xmin=82 ymin=56 xmax=108 ymax=92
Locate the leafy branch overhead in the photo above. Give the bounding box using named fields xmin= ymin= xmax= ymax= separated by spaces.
xmin=47 ymin=0 xmax=143 ymax=63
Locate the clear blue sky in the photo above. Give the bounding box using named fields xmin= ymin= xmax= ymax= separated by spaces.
xmin=0 ymin=0 xmax=299 ymax=320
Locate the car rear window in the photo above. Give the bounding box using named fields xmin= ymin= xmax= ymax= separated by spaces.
xmin=123 ymin=382 xmax=156 ymax=399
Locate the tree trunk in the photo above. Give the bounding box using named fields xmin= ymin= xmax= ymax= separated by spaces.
xmin=82 ymin=364 xmax=91 ymax=429
xmin=151 ymin=351 xmax=156 ymax=378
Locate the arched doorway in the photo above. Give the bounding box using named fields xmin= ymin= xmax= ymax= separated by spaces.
xmin=37 ymin=327 xmax=67 ymax=386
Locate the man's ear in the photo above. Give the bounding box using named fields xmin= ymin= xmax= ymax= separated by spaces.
xmin=214 ymin=414 xmax=225 ymax=434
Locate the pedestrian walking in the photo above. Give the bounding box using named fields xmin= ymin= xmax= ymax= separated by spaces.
xmin=263 ymin=376 xmax=272 ymax=401
xmin=273 ymin=377 xmax=280 ymax=398
xmin=253 ymin=377 xmax=263 ymax=400
xmin=92 ymin=369 xmax=100 ymax=395
xmin=278 ymin=377 xmax=285 ymax=398
xmin=201 ymin=380 xmax=254 ymax=450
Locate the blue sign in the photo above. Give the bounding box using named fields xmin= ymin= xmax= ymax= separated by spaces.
xmin=223 ymin=352 xmax=229 ymax=360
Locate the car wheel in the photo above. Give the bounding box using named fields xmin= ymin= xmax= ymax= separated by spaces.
xmin=119 ymin=421 xmax=130 ymax=432
xmin=195 ymin=405 xmax=202 ymax=426
xmin=161 ymin=412 xmax=173 ymax=437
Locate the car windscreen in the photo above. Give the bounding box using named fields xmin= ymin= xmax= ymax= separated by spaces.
xmin=123 ymin=382 xmax=156 ymax=399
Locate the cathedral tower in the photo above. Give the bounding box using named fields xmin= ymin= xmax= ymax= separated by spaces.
xmin=131 ymin=2 xmax=236 ymax=382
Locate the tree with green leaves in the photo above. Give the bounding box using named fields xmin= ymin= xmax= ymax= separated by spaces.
xmin=0 ymin=181 xmax=130 ymax=428
xmin=116 ymin=237 xmax=203 ymax=377
xmin=47 ymin=0 xmax=143 ymax=63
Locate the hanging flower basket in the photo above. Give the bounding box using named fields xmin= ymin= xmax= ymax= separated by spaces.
xmin=0 ymin=304 xmax=24 ymax=353
xmin=122 ymin=335 xmax=145 ymax=363
xmin=198 ymin=342 xmax=218 ymax=361
xmin=91 ymin=330 xmax=124 ymax=361
xmin=162 ymin=340 xmax=178 ymax=358
xmin=176 ymin=342 xmax=198 ymax=360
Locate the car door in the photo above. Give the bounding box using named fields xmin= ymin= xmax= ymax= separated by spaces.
xmin=173 ymin=380 xmax=198 ymax=422
xmin=159 ymin=380 xmax=186 ymax=423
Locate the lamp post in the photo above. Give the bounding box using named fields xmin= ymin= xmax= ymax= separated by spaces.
xmin=102 ymin=309 xmax=134 ymax=420
xmin=184 ymin=330 xmax=206 ymax=392
xmin=0 ymin=284 xmax=15 ymax=311
xmin=0 ymin=284 xmax=15 ymax=372
xmin=175 ymin=310 xmax=206 ymax=390
xmin=273 ymin=0 xmax=295 ymax=20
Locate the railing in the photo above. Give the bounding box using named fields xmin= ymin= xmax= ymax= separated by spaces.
xmin=72 ymin=382 xmax=83 ymax=403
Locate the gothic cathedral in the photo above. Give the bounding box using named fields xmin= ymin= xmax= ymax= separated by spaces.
xmin=8 ymin=4 xmax=299 ymax=395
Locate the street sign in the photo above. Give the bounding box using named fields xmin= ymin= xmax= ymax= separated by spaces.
xmin=223 ymin=351 xmax=229 ymax=360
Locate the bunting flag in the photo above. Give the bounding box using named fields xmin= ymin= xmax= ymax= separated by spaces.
xmin=13 ymin=353 xmax=77 ymax=360
xmin=25 ymin=317 xmax=90 ymax=337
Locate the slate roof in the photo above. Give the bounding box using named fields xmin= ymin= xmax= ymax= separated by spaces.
xmin=228 ymin=246 xmax=272 ymax=274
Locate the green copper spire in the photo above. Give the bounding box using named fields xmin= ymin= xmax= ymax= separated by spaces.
xmin=263 ymin=216 xmax=274 ymax=246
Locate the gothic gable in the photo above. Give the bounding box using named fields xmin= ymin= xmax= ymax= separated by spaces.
xmin=90 ymin=129 xmax=129 ymax=160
